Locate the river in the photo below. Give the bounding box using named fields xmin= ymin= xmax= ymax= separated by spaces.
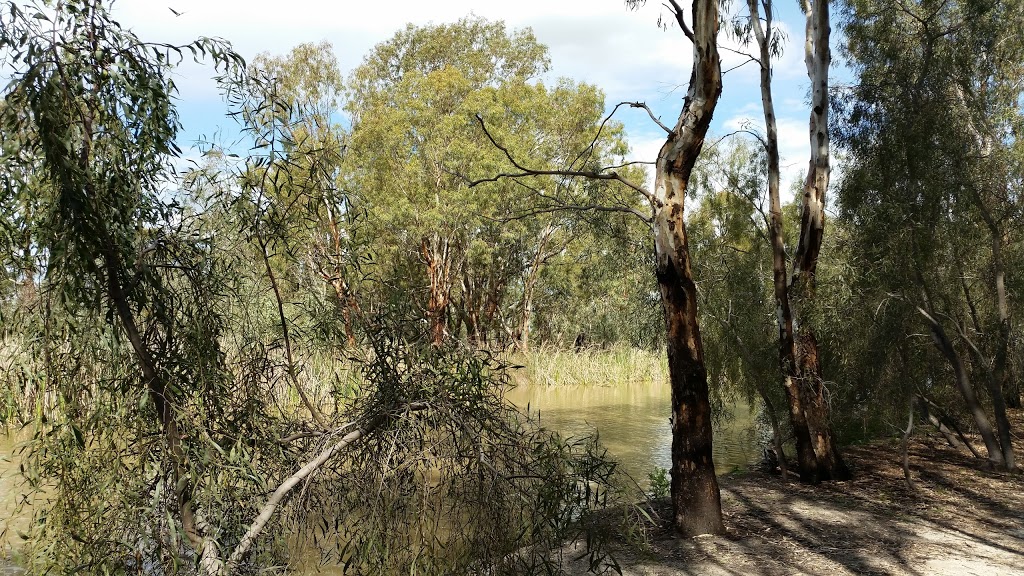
xmin=0 ymin=381 xmax=760 ymax=572
xmin=505 ymin=379 xmax=761 ymax=484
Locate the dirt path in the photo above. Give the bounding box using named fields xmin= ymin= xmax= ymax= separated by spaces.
xmin=563 ymin=431 xmax=1024 ymax=576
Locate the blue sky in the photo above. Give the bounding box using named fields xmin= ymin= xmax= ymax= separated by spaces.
xmin=109 ymin=0 xmax=837 ymax=193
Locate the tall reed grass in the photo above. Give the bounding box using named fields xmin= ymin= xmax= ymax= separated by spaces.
xmin=509 ymin=345 xmax=668 ymax=388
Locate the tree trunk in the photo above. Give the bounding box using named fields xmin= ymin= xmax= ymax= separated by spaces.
xmin=917 ymin=395 xmax=979 ymax=456
xmin=787 ymin=0 xmax=850 ymax=482
xmin=958 ymin=258 xmax=1015 ymax=469
xmin=987 ymin=235 xmax=1016 ymax=468
xmin=954 ymin=84 xmax=1020 ymax=431
xmin=919 ymin=305 xmax=1005 ymax=466
xmin=651 ymin=0 xmax=725 ymax=536
xmin=461 ymin=265 xmax=482 ymax=345
xmin=481 ymin=273 xmax=505 ymax=347
xmin=902 ymin=395 xmax=916 ymax=492
xmin=519 ymin=223 xmax=557 ymax=352
xmin=325 ymin=277 xmax=358 ymax=348
xmin=748 ymin=0 xmax=822 ymax=483
xmin=421 ymin=236 xmax=454 ymax=345
xmin=322 ymin=203 xmax=359 ymax=348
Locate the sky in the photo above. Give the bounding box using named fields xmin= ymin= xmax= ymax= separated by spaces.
xmin=108 ymin=0 xmax=827 ymax=193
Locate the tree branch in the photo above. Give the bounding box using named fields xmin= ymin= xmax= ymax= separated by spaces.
xmin=223 ymin=402 xmax=429 ymax=573
xmin=626 ymin=101 xmax=672 ymax=134
xmin=665 ymin=0 xmax=696 ymax=42
xmin=469 ymin=114 xmax=660 ymax=209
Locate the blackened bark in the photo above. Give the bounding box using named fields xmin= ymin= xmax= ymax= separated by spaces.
xmin=658 ymin=255 xmax=724 ymax=536
xmin=650 ymin=0 xmax=725 ymax=536
xmin=797 ymin=332 xmax=851 ymax=480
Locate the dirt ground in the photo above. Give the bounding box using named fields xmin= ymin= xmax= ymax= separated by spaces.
xmin=562 ymin=416 xmax=1024 ymax=576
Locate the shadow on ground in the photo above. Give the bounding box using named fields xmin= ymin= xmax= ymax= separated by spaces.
xmin=561 ymin=412 xmax=1024 ymax=576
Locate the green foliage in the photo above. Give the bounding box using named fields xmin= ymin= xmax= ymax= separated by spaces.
xmin=345 ymin=16 xmax=639 ymax=347
xmin=0 ymin=6 xmax=641 ymax=574
xmin=290 ymin=329 xmax=628 ymax=575
xmin=831 ymin=0 xmax=1024 ymax=433
xmin=646 ymin=467 xmax=670 ymax=499
xmin=687 ymin=139 xmax=781 ymax=413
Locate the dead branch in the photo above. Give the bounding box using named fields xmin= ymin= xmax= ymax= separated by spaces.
xmin=469 ymin=114 xmax=661 ymax=211
xmin=625 ymin=101 xmax=672 ymax=134
xmin=221 ymin=402 xmax=429 ymax=574
xmin=665 ymin=0 xmax=696 ymax=41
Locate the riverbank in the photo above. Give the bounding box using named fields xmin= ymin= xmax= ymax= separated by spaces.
xmin=562 ymin=422 xmax=1024 ymax=576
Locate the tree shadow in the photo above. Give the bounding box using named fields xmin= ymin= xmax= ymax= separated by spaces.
xmin=561 ymin=423 xmax=1024 ymax=576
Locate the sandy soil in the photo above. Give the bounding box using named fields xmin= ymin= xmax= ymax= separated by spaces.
xmin=562 ymin=420 xmax=1024 ymax=576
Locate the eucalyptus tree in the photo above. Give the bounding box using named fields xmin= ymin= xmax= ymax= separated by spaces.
xmin=0 ymin=1 xmax=269 ymax=570
xmin=246 ymin=42 xmax=362 ymax=347
xmin=346 ymin=18 xmax=626 ymax=347
xmin=0 ymin=5 xmax=636 ymax=572
xmin=837 ymin=0 xmax=1023 ymax=469
xmin=734 ymin=0 xmax=849 ymax=481
xmin=473 ymin=0 xmax=726 ymax=535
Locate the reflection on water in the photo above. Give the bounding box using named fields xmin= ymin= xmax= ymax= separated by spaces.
xmin=505 ymin=380 xmax=760 ymax=485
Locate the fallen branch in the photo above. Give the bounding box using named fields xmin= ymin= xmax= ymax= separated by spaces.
xmin=216 ymin=401 xmax=429 ymax=574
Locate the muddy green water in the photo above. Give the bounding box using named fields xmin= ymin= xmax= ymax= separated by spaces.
xmin=0 ymin=381 xmax=759 ymax=572
xmin=505 ymin=380 xmax=761 ymax=483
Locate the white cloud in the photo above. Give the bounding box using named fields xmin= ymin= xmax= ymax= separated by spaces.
xmin=101 ymin=0 xmax=818 ymax=178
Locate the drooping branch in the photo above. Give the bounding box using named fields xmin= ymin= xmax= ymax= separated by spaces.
xmin=222 ymin=402 xmax=429 ymax=574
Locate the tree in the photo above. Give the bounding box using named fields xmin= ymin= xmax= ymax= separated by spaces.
xmin=787 ymin=0 xmax=851 ymax=481
xmin=735 ymin=0 xmax=849 ymax=481
xmin=476 ymin=0 xmax=726 ymax=535
xmin=1 ymin=5 xmax=635 ymax=572
xmin=346 ymin=18 xmax=627 ymax=348
xmin=247 ymin=42 xmax=361 ymax=348
xmin=836 ymin=0 xmax=1023 ymax=469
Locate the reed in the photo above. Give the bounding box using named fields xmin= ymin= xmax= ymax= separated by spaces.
xmin=509 ymin=345 xmax=668 ymax=388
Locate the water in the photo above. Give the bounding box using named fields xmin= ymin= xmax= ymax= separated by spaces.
xmin=0 ymin=382 xmax=760 ymax=572
xmin=505 ymin=380 xmax=761 ymax=484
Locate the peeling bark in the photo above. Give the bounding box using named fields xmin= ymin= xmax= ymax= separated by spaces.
xmin=786 ymin=0 xmax=850 ymax=482
xmin=651 ymin=0 xmax=725 ymax=536
xmin=421 ymin=236 xmax=456 ymax=345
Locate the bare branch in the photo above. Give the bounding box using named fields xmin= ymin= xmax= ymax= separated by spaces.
xmin=665 ymin=0 xmax=696 ymax=41
xmin=722 ymin=54 xmax=759 ymax=75
xmin=568 ymin=101 xmax=628 ymax=172
xmin=626 ymin=101 xmax=672 ymax=134
xmin=469 ymin=114 xmax=661 ymax=209
xmin=498 ymin=203 xmax=654 ymax=225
